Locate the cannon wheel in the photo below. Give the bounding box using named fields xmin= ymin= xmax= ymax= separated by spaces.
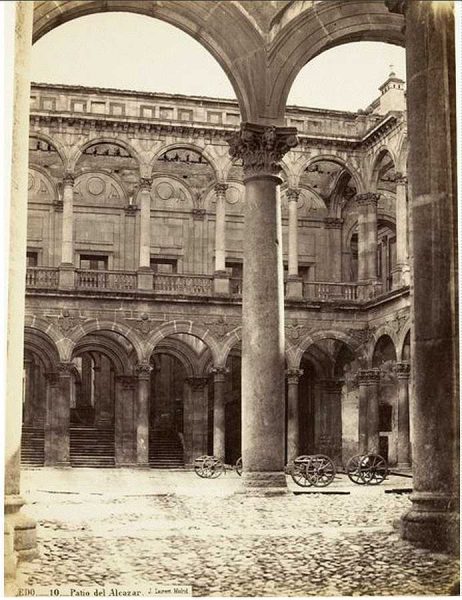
xmin=346 ymin=454 xmax=388 ymax=485
xmin=291 ymin=455 xmax=314 ymax=487
xmin=307 ymin=454 xmax=336 ymax=487
xmin=360 ymin=454 xmax=388 ymax=485
xmin=235 ymin=457 xmax=242 ymax=477
xmin=194 ymin=455 xmax=225 ymax=479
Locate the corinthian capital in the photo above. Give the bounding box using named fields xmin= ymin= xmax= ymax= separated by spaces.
xmin=356 ymin=192 xmax=380 ymax=207
xmin=138 ymin=177 xmax=152 ymax=192
xmin=63 ymin=172 xmax=75 ymax=186
xmin=286 ymin=188 xmax=300 ymax=203
xmin=228 ymin=123 xmax=298 ymax=178
xmin=214 ymin=183 xmax=228 ymax=197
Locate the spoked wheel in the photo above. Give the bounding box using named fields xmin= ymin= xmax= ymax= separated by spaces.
xmin=291 ymin=455 xmax=313 ymax=487
xmin=194 ymin=455 xmax=225 ymax=479
xmin=235 ymin=457 xmax=242 ymax=477
xmin=346 ymin=454 xmax=388 ymax=485
xmin=306 ymin=454 xmax=336 ymax=487
xmin=346 ymin=454 xmax=367 ymax=485
xmin=360 ymin=454 xmax=388 ymax=485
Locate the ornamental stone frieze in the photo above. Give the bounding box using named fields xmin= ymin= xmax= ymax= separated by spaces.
xmin=47 ymin=311 xmax=88 ymax=334
xmin=285 ymin=319 xmax=311 ymax=343
xmin=125 ymin=314 xmax=163 ymax=337
xmin=228 ymin=123 xmax=298 ymax=178
xmin=199 ymin=316 xmax=240 ymax=340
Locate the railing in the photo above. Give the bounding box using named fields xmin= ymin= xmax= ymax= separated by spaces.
xmin=76 ymin=269 xmax=137 ymax=290
xmin=26 ymin=267 xmax=59 ymax=289
xmin=230 ymin=278 xmax=242 ymax=295
xmin=304 ymin=282 xmax=359 ymax=301
xmin=153 ymin=273 xmax=213 ymax=296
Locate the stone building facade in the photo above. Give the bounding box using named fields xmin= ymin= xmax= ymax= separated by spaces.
xmin=23 ymin=75 xmax=411 ymax=470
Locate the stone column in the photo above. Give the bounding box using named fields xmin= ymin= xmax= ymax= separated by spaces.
xmin=23 ymin=358 xmax=32 ymax=426
xmin=392 ymin=174 xmax=410 ymax=287
xmin=184 ymin=377 xmax=209 ymax=465
xmin=396 ymin=361 xmax=411 ymax=468
xmin=44 ymin=364 xmax=72 ymax=467
xmin=286 ymin=189 xmax=303 ymax=298
xmin=213 ymin=184 xmax=230 ymax=294
xmin=212 ymin=367 xmax=227 ymax=460
xmin=114 ymin=375 xmax=137 ymax=467
xmin=59 ymin=173 xmax=76 ymax=289
xmin=5 ymin=3 xmax=36 ymax=580
xmin=286 ymin=368 xmax=303 ymax=464
xmin=386 ymin=0 xmax=458 ymax=552
xmin=135 ymin=362 xmax=152 ymax=467
xmin=323 ymin=217 xmax=343 ymax=282
xmin=229 ymin=123 xmax=297 ymax=491
xmin=137 ymin=177 xmax=153 ymax=290
xmin=356 ymin=193 xmax=379 ymax=283
xmin=357 ymin=369 xmax=380 ymax=454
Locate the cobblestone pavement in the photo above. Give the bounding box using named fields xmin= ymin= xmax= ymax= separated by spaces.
xmin=15 ymin=469 xmax=459 ymax=597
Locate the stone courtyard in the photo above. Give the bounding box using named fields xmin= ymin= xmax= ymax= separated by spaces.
xmin=15 ymin=469 xmax=458 ymax=597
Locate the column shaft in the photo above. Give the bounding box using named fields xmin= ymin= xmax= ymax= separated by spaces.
xmin=287 ymin=190 xmax=299 ymax=277
xmin=138 ymin=183 xmax=152 ymax=269
xmin=286 ymin=369 xmax=303 ymax=464
xmin=214 ymin=184 xmax=227 ymax=273
xmin=212 ymin=368 xmax=226 ymax=460
xmin=44 ymin=367 xmax=71 ymax=466
xmin=358 ymin=379 xmax=369 ymax=454
xmin=61 ymin=176 xmax=74 ymax=265
xmin=396 ymin=362 xmax=411 ymax=468
xmin=136 ymin=363 xmax=152 ymax=467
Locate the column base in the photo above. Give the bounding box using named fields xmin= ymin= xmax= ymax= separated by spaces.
xmin=213 ymin=272 xmax=230 ymax=295
xmin=236 ymin=471 xmax=288 ymax=496
xmin=400 ymin=492 xmax=459 ymax=553
xmin=5 ymin=495 xmax=38 ymax=563
xmin=286 ymin=277 xmax=303 ymax=299
xmin=135 ymin=462 xmax=151 ymax=469
xmin=397 ymin=462 xmax=412 ymax=471
xmin=137 ymin=268 xmax=153 ymax=290
xmin=43 ymin=461 xmax=71 ymax=468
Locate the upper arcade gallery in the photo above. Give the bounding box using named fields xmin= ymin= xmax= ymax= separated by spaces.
xmin=4 ymin=0 xmax=458 ymax=575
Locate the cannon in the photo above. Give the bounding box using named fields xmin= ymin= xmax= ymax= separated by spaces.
xmin=345 ymin=453 xmax=388 ymax=485
xmin=193 ymin=455 xmax=225 ymax=478
xmin=290 ymin=454 xmax=336 ymax=488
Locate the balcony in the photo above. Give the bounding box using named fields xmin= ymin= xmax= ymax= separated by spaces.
xmin=25 ymin=267 xmax=392 ymax=303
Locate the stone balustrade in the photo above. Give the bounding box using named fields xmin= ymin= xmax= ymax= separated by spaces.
xmin=25 ymin=267 xmax=396 ymax=303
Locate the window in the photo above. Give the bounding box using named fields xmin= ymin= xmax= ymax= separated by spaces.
xmin=150 ymin=258 xmax=177 ymax=274
xmin=225 ymin=261 xmax=243 ymax=279
xmin=79 ymin=255 xmax=108 ymax=270
xmin=26 ymin=251 xmax=38 ymax=267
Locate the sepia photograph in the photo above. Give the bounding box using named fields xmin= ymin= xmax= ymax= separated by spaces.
xmin=3 ymin=0 xmax=460 ymax=597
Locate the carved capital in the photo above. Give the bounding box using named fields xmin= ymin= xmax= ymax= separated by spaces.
xmin=324 ymin=217 xmax=343 ymax=229
xmin=286 ymin=188 xmax=300 ymax=203
xmin=211 ymin=366 xmax=228 ymax=382
xmin=395 ymin=172 xmax=408 ymax=186
xmin=384 ymin=0 xmax=408 ymax=15
xmin=186 ymin=376 xmax=208 ymax=391
xmin=63 ymin=172 xmax=75 ymax=187
xmin=192 ymin=208 xmax=206 ymax=221
xmin=286 ymin=368 xmax=304 ymax=384
xmin=356 ymin=192 xmax=380 ymax=207
xmin=124 ymin=204 xmax=138 ymax=215
xmin=228 ymin=123 xmax=298 ymax=178
xmin=138 ymin=177 xmax=152 ymax=192
xmin=57 ymin=362 xmax=74 ymax=376
xmin=135 ymin=362 xmax=153 ymax=380
xmin=357 ymin=368 xmax=381 ymax=385
xmin=214 ymin=183 xmax=228 ymax=198
xmin=396 ymin=361 xmax=411 ymax=380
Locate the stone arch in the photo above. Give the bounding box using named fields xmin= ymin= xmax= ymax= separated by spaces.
xmin=69 ymin=137 xmax=142 ymax=173
xmin=150 ymin=143 xmax=220 ymax=180
xmin=298 ymin=153 xmax=365 ymax=197
xmin=396 ymin=135 xmax=408 ymax=174
xmin=145 ymin=320 xmax=221 ymax=366
xmin=24 ymin=316 xmax=70 ymax=362
xmin=292 ymin=329 xmax=361 ymax=369
xmin=299 ymin=344 xmax=333 ymax=379
xmin=27 ymin=165 xmax=59 ymax=203
xmin=397 ymin=323 xmax=411 ymax=361
xmin=74 ymin=169 xmax=130 ymax=205
xmin=29 ymin=132 xmax=67 ymax=167
xmin=151 ymin=338 xmax=199 ymax=379
xmin=32 ymin=2 xmax=258 ymax=120
xmin=72 ymin=334 xmax=133 ymax=375
xmin=369 ymin=145 xmax=397 ymax=190
xmin=269 ymin=0 xmax=405 ymax=118
xmin=24 ymin=327 xmax=61 ymax=372
xmin=66 ymin=319 xmax=145 ymax=364
xmin=219 ymin=327 xmax=242 ymax=367
xmin=371 ymin=331 xmax=398 ymax=367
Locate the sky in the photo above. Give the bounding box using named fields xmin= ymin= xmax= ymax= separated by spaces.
xmin=30 ymin=12 xmax=406 ymax=112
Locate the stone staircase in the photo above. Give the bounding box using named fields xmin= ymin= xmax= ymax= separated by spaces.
xmin=70 ymin=427 xmax=115 ymax=467
xmin=149 ymin=431 xmax=184 ymax=469
xmin=21 ymin=426 xmax=45 ymax=467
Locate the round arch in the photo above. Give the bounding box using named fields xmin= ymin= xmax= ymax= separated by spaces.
xmin=24 ymin=316 xmax=70 ymax=362
xmin=151 ymin=339 xmax=199 ymax=379
xmin=66 ymin=319 xmax=145 ymax=363
xmin=369 ymin=146 xmax=397 ymax=190
xmin=69 ymin=137 xmax=143 ymax=173
xmin=292 ymin=329 xmax=360 ymax=369
xmin=32 ymin=2 xmax=258 ymax=120
xmin=150 ymin=142 xmax=220 ymax=181
xmin=397 ymin=323 xmax=411 ymax=361
xmin=29 ymin=132 xmax=67 ymax=168
xmin=371 ymin=333 xmax=398 ymax=367
xmin=298 ymin=153 xmax=365 ymax=196
xmin=145 ymin=320 xmax=221 ymax=366
xmin=28 ymin=164 xmax=60 ymax=200
xmin=269 ymin=0 xmax=405 ymax=118
xmin=72 ymin=335 xmax=133 ymax=375
xmin=24 ymin=327 xmax=61 ymax=372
